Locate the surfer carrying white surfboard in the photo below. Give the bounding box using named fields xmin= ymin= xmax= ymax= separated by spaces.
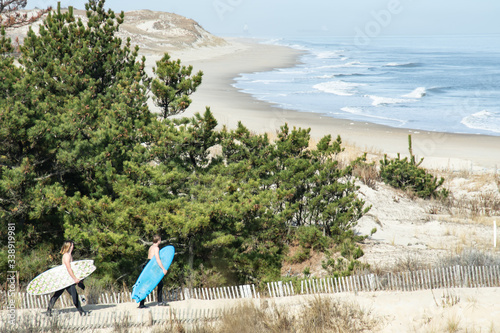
xmin=138 ymin=234 xmax=168 ymax=308
xmin=47 ymin=240 xmax=89 ymax=316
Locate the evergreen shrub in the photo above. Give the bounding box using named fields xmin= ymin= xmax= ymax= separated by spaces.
xmin=295 ymin=226 xmax=331 ymax=251
xmin=380 ymin=135 xmax=449 ymax=199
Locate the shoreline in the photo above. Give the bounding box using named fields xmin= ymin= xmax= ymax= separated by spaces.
xmin=148 ymin=38 xmax=500 ymax=172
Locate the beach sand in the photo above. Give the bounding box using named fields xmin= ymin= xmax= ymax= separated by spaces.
xmin=150 ymin=38 xmax=500 ymax=172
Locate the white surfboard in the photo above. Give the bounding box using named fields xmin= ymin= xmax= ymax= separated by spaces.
xmin=27 ymin=260 xmax=96 ymax=295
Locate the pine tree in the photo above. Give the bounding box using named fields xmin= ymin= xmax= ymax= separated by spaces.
xmin=380 ymin=135 xmax=448 ymax=198
xmin=151 ymin=53 xmax=203 ymax=119
xmin=0 ymin=1 xmax=157 ymax=277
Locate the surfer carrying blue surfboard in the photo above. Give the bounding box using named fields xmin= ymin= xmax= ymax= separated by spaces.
xmin=47 ymin=240 xmax=89 ymax=316
xmin=138 ymin=235 xmax=168 ymax=308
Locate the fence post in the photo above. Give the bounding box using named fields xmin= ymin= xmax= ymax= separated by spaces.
xmin=284 ymin=282 xmax=290 ymax=296
xmin=465 ymin=266 xmax=471 ymax=287
xmin=496 ymin=266 xmax=500 ymax=286
xmin=487 ymin=266 xmax=494 ymax=287
xmin=252 ymin=284 xmax=259 ymax=298
xmin=418 ymin=270 xmax=424 ymax=290
xmin=494 ymin=220 xmax=497 ymax=248
xmin=475 ymin=266 xmax=480 ymax=287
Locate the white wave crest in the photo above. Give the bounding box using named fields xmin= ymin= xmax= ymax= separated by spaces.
xmin=384 ymin=62 xmax=420 ymax=67
xmin=314 ymin=81 xmax=365 ymax=96
xmin=461 ymin=110 xmax=500 ymax=133
xmin=402 ymin=87 xmax=427 ymax=99
xmin=340 ymin=107 xmax=364 ymax=115
xmin=318 ymin=61 xmax=364 ymax=69
xmin=250 ymin=79 xmax=291 ymax=84
xmin=340 ymin=107 xmax=406 ymax=125
xmin=314 ymin=50 xmax=345 ymax=59
xmin=368 ymin=95 xmax=415 ymax=106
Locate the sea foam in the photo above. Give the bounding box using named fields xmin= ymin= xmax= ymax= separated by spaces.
xmin=318 ymin=61 xmax=364 ymax=69
xmin=384 ymin=62 xmax=421 ymax=67
xmin=367 ymin=95 xmax=415 ymax=106
xmin=314 ymin=50 xmax=345 ymax=59
xmin=461 ymin=110 xmax=500 ymax=133
xmin=341 ymin=107 xmax=406 ymax=125
xmin=402 ymin=87 xmax=427 ymax=98
xmin=314 ymin=81 xmax=365 ymax=96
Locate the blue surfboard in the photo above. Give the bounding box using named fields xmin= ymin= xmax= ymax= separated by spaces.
xmin=131 ymin=245 xmax=175 ymax=303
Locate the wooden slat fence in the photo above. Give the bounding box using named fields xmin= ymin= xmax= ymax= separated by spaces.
xmin=267 ymin=281 xmax=295 ymax=297
xmin=182 ymin=284 xmax=258 ymax=300
xmin=298 ymin=265 xmax=500 ymax=296
xmin=1 ymin=284 xmax=258 ymax=310
xmin=1 ymin=306 xmax=224 ymax=331
xmin=2 ymin=265 xmax=499 ymax=310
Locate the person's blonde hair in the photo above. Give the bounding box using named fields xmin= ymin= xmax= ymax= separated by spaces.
xmin=153 ymin=235 xmax=161 ymax=244
xmin=60 ymin=240 xmax=74 ymax=254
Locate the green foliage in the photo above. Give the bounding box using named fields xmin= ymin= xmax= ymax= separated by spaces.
xmin=151 ymin=53 xmax=203 ymax=118
xmin=287 ymin=225 xmax=331 ymax=264
xmin=380 ymin=135 xmax=449 ymax=199
xmin=322 ymin=256 xmax=368 ymax=277
xmin=221 ymin=124 xmax=369 ymax=240
xmin=1 ymin=1 xmax=161 ymax=285
xmin=295 ymin=226 xmax=331 ymax=251
xmin=1 ymin=2 xmax=150 ymax=231
xmin=322 ymin=235 xmax=369 ymax=277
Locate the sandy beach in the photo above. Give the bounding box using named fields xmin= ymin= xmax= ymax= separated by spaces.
xmin=151 ymin=38 xmax=500 ymax=172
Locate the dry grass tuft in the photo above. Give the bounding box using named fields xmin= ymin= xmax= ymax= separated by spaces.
xmin=298 ymin=296 xmax=380 ymax=333
xmin=444 ymin=314 xmax=461 ymax=333
xmin=424 ymin=168 xmax=500 ymax=222
xmin=353 ymin=162 xmax=380 ymax=189
xmin=437 ymin=247 xmax=500 ymax=267
xmin=1 ymin=313 xmax=62 ymax=333
xmin=392 ymin=253 xmax=431 ymax=273
xmin=199 ymin=297 xmax=380 ymax=333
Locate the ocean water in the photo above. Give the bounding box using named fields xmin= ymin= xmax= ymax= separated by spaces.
xmin=233 ymin=35 xmax=500 ymax=136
